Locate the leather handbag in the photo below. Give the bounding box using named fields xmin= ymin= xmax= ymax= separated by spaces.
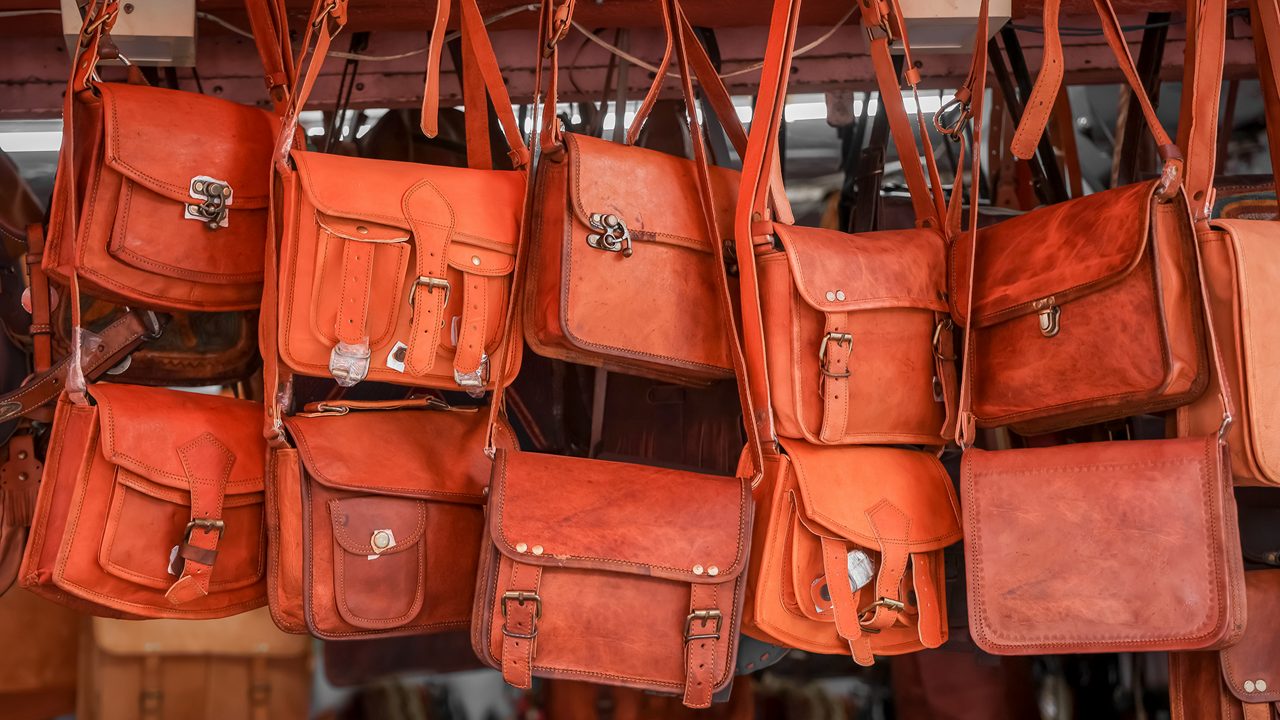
xmin=277 ymin=398 xmax=516 ymax=640
xmin=1169 ymin=570 xmax=1280 ymax=720
xmin=45 ymin=1 xmax=273 ymax=313
xmin=1177 ymin=0 xmax=1280 ymax=485
xmin=273 ymin=0 xmax=527 ymax=392
xmin=78 ymin=608 xmax=311 ymax=720
xmin=19 ymin=385 xmax=268 ymax=619
xmin=947 ymin=0 xmax=1209 ymax=435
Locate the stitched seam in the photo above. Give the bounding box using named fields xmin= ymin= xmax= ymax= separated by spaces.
xmin=333 ymin=523 xmax=426 ymax=629
xmin=291 ymin=428 xmax=484 ymax=501
xmin=328 ymin=497 xmax=428 ymax=552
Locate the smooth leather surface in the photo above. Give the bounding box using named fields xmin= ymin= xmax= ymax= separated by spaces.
xmin=281 ymin=405 xmax=514 ymax=640
xmin=744 ymin=442 xmax=960 ymax=664
xmin=20 ymin=385 xmax=268 ymax=619
xmin=524 ymin=132 xmax=737 ymax=384
xmin=962 ymin=437 xmax=1246 ymax=655
xmin=278 ymin=150 xmax=524 ymax=390
xmin=45 ymin=83 xmax=273 ymax=312
xmin=473 ymin=449 xmax=750 ymax=708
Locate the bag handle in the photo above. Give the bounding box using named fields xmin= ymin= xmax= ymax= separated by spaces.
xmin=244 ymin=0 xmax=295 ymax=115
xmin=1176 ymin=0 xmax=1227 ymax=223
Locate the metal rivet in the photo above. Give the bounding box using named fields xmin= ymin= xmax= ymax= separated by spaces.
xmin=17 ymin=473 xmax=27 ymax=482
xmin=531 ymin=545 xmax=544 ymax=555
xmin=836 ymin=290 xmax=846 ymax=301
xmin=356 ymin=225 xmax=369 ymax=234
xmin=221 ymin=186 xmax=231 ymax=197
xmin=192 ymin=181 xmax=205 ymax=192
xmin=371 ymin=530 xmax=391 ymax=550
xmin=516 ymin=542 xmax=528 ymax=553
xmin=17 ymin=451 xmax=27 ymax=460
xmin=707 ymin=566 xmax=719 ymax=576
xmin=1245 ymin=680 xmax=1257 ymax=693
xmin=692 ymin=564 xmax=704 ymax=575
xmin=1258 ymin=680 xmax=1269 ymax=692
xmin=471 ymin=256 xmax=481 ymax=266
xmin=825 ymin=291 xmax=836 ymax=302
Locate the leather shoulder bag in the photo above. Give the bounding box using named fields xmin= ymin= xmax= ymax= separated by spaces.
xmin=274 ymin=0 xmax=527 ymax=392
xmin=948 ymin=0 xmax=1209 ymax=435
xmin=1177 ymin=0 xmax=1280 ymax=486
xmin=951 ymin=7 xmax=1245 ymax=654
xmin=20 ymin=384 xmax=268 ymax=619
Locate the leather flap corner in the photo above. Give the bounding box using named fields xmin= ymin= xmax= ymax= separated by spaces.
xmin=950 ymin=180 xmax=1159 ymax=327
xmin=91 ymin=607 xmax=308 ymax=657
xmin=1219 ymin=570 xmax=1280 ymax=703
xmin=100 ymin=83 xmax=274 ymax=208
xmin=92 ymin=384 xmax=265 ymax=495
xmin=488 ymin=450 xmax=751 ymax=584
xmin=285 ymin=409 xmax=513 ymax=503
xmin=774 ymin=224 xmax=948 ymax=314
xmin=781 ymin=440 xmax=961 ymax=552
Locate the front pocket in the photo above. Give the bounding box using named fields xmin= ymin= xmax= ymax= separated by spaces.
xmin=312 ymin=225 xmax=411 ymax=349
xmin=329 ymin=495 xmax=427 ymax=629
xmin=99 ymin=468 xmax=265 ymax=592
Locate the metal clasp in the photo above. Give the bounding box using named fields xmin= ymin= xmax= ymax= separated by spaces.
xmin=933 ymin=96 xmax=971 ymax=141
xmin=684 ymin=609 xmax=723 ymax=642
xmin=183 ymin=518 xmax=225 ymax=544
xmin=185 ymin=176 xmax=233 ymax=230
xmin=1034 ymin=298 xmax=1061 ymax=338
xmin=932 ymin=317 xmax=955 ymax=361
xmin=501 ymin=591 xmax=542 ymax=640
xmin=586 ymin=213 xmax=633 ymax=257
xmin=409 ymin=276 xmax=451 ymax=308
xmin=819 ymin=332 xmax=853 ymax=378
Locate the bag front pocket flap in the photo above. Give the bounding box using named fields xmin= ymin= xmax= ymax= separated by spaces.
xmin=489 ymin=450 xmax=751 ymax=584
xmin=100 ymin=83 xmax=274 ymax=209
xmin=316 ymin=212 xmax=410 ymax=243
xmin=783 ymin=440 xmax=961 ymax=553
xmin=329 ymin=496 xmax=426 ymax=556
xmin=92 ymin=384 xmax=266 ymax=495
xmin=774 ymin=224 xmax=948 ymax=314
xmin=1219 ymin=570 xmax=1280 ymax=703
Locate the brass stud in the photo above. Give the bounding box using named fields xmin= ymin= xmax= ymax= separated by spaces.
xmin=17 ymin=473 xmax=27 ymax=482
xmin=356 ymin=225 xmax=369 ymax=234
xmin=1245 ymin=680 xmax=1257 ymax=693
xmin=531 ymin=545 xmax=544 ymax=556
xmin=1258 ymin=680 xmax=1269 ymax=692
xmin=836 ymin=290 xmax=846 ymax=301
xmin=825 ymin=291 xmax=836 ymax=302
xmin=471 ymin=256 xmax=481 ymax=266
xmin=707 ymin=566 xmax=719 ymax=576
xmin=692 ymin=564 xmax=704 ymax=575
xmin=192 ymin=181 xmax=205 ymax=192
xmin=17 ymin=451 xmax=27 ymax=460
xmin=221 ymin=186 xmax=231 ymax=197
xmin=516 ymin=542 xmax=528 ymax=553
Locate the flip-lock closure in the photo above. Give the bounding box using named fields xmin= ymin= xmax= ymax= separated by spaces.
xmin=1034 ymin=298 xmax=1061 ymax=338
xmin=819 ymin=332 xmax=853 ymax=378
xmin=185 ymin=176 xmax=233 ymax=230
xmin=586 ymin=212 xmax=633 ymax=257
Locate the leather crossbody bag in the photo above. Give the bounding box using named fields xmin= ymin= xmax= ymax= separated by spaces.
xmin=948 ymin=0 xmax=1209 ymax=435
xmin=725 ymin=0 xmax=962 ymax=664
xmin=951 ymin=10 xmax=1245 ymax=654
xmin=273 ymin=0 xmax=527 ymax=392
xmin=19 ymin=385 xmax=268 ymax=619
xmin=1177 ymin=0 xmax=1280 ymax=485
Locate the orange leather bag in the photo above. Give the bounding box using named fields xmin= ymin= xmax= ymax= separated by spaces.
xmin=20 ymin=385 xmax=267 ymax=619
xmin=274 ymin=0 xmax=527 ymax=392
xmin=948 ymin=0 xmax=1208 ymax=435
xmin=274 ymin=399 xmax=516 ymax=640
xmin=1168 ymin=570 xmax=1280 ymax=720
xmin=45 ymin=1 xmax=273 ymax=313
xmin=1177 ymin=0 xmax=1280 ymax=485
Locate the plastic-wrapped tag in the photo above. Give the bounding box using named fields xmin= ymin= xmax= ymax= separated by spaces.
xmin=329 ymin=340 xmax=371 ymax=387
xmin=385 ymin=342 xmax=408 ymax=373
xmin=847 ymin=549 xmax=875 ymax=591
xmin=168 ymin=545 xmax=182 ymax=576
xmin=367 ymin=529 xmax=396 ymax=560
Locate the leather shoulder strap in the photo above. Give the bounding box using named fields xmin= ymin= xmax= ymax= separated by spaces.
xmin=244 ymin=0 xmax=294 ymax=114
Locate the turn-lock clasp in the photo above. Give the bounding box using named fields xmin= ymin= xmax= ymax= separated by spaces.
xmin=185 ymin=176 xmax=233 ymax=230
xmin=586 ymin=212 xmax=633 ymax=257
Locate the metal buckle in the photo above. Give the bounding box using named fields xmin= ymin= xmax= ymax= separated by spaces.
xmin=684 ymin=609 xmax=723 ymax=642
xmin=859 ymin=596 xmax=906 ymax=617
xmin=183 ymin=518 xmax=225 ymax=544
xmin=819 ymin=332 xmax=853 ymax=378
xmin=501 ymin=591 xmax=542 ymax=640
xmin=932 ymin=317 xmax=955 ymax=361
xmin=409 ymin=276 xmax=451 ymax=308
xmin=185 ymin=176 xmax=233 ymax=230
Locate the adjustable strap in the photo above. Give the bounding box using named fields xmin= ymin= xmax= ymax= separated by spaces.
xmin=1241 ymin=702 xmax=1271 ymax=720
xmin=25 ymin=224 xmax=53 ymax=373
xmin=401 ymin=184 xmax=455 ymax=379
xmin=819 ymin=537 xmax=867 ymax=661
xmin=682 ymin=583 xmax=722 ymax=709
xmin=933 ymin=315 xmax=957 ymax=441
xmin=910 ymin=551 xmax=945 ymax=648
xmin=857 ymin=502 xmax=912 ymax=634
xmin=243 ymin=0 xmax=294 ymax=114
xmin=499 ymin=563 xmax=543 ymax=689
xmin=1177 ymin=0 xmax=1225 ymax=223
xmin=818 ymin=314 xmax=852 ymax=444
xmin=334 ymin=240 xmax=376 ymax=348
xmin=454 ymin=273 xmax=489 ymax=385
xmin=165 ymin=433 xmax=234 ymax=605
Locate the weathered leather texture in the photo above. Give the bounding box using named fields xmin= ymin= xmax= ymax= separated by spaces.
xmin=473 ymin=450 xmax=751 ymax=708
xmin=743 ymin=442 xmax=961 ymax=664
xmin=950 ymin=181 xmax=1208 ymax=434
xmin=1169 ymin=570 xmax=1280 ymax=720
xmin=757 ymin=224 xmax=953 ymax=444
xmin=1178 ymin=220 xmax=1280 ymax=485
xmin=45 ymin=83 xmax=272 ymax=312
xmin=280 ymin=406 xmax=515 ymax=640
xmin=79 ymin=607 xmax=310 ymax=720
xmin=962 ymin=436 xmax=1246 ymax=654
xmin=524 ymin=133 xmax=737 ymax=384
xmin=19 ymin=385 xmax=268 ymax=618
xmin=277 ymin=149 xmax=524 ymax=390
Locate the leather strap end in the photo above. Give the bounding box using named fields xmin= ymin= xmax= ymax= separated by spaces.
xmin=165 ymin=573 xmax=209 ymax=605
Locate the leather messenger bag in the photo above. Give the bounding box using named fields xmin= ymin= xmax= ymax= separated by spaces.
xmin=947 ymin=0 xmax=1209 ymax=435
xmin=20 ymin=385 xmax=268 ymax=619
xmin=274 ymin=0 xmax=527 ymax=392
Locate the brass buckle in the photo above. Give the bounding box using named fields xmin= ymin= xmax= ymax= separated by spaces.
xmin=819 ymin=332 xmax=853 ymax=378
xmin=684 ymin=609 xmax=723 ymax=642
xmin=409 ymin=276 xmax=451 ymax=308
xmin=501 ymin=591 xmax=542 ymax=640
xmin=183 ymin=518 xmax=225 ymax=544
xmin=859 ymin=596 xmax=906 ymax=617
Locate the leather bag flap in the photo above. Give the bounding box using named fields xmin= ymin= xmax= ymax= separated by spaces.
xmin=1219 ymin=570 xmax=1280 ymax=703
xmin=489 ymin=450 xmax=751 ymax=584
xmin=92 ymin=384 xmax=265 ymax=495
xmin=285 ymin=408 xmax=510 ymax=503
xmin=293 ymin=149 xmax=523 ymax=275
xmin=91 ymin=607 xmax=310 ymax=657
xmin=774 ymin=224 xmax=948 ymax=313
xmin=950 ymin=180 xmax=1156 ymax=327
xmin=781 ymin=440 xmax=961 ymax=552
xmin=563 ymin=133 xmax=737 ymax=255
xmin=99 ymin=83 xmax=274 ymax=209
xmin=328 ymin=496 xmax=426 ymax=556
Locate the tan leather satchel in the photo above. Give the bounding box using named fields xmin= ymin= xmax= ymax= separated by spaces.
xmin=947 ymin=0 xmax=1209 ymax=436
xmin=78 ymin=608 xmax=311 ymax=720
xmin=1169 ymin=570 xmax=1280 ymax=720
xmin=20 ymin=385 xmax=268 ymax=619
xmin=274 ymin=0 xmax=527 ymax=392
xmin=1177 ymin=0 xmax=1280 ymax=485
